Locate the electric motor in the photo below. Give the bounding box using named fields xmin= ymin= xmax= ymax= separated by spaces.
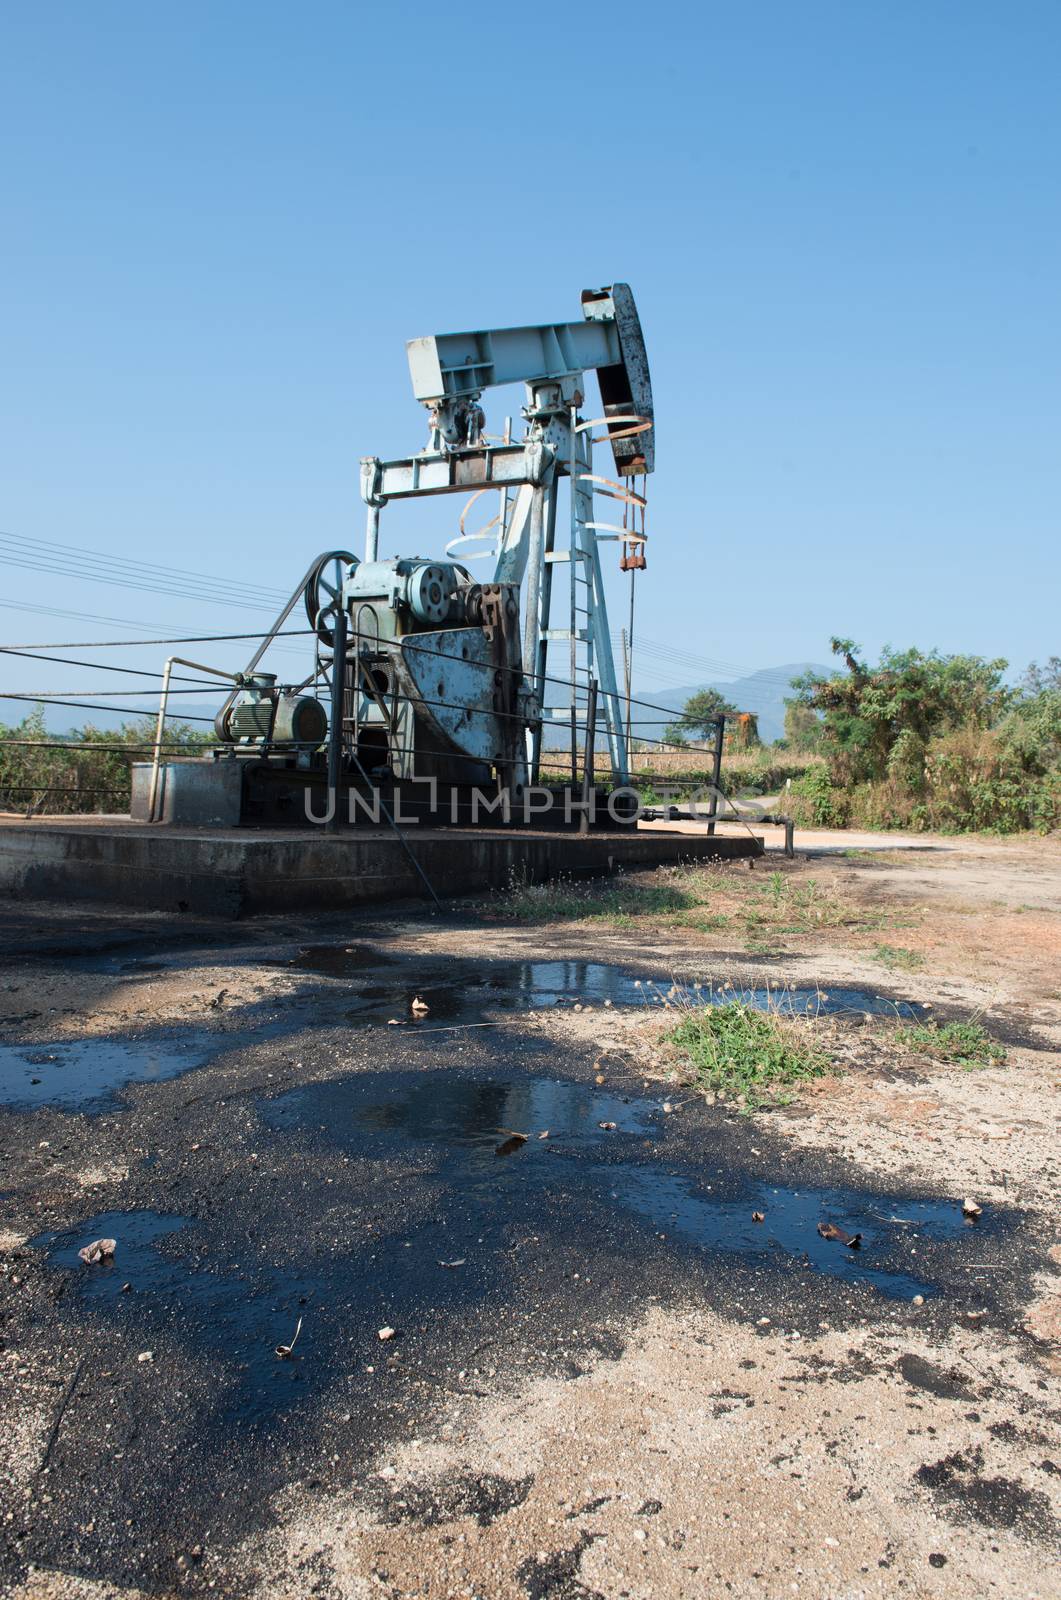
xmin=228 ymin=693 xmax=327 ymax=745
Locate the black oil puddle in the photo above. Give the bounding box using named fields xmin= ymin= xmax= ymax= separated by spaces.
xmin=330 ymin=957 xmax=926 ymax=1027
xmin=33 ymin=1066 xmax=992 ymax=1433
xmin=33 ymin=1209 xmax=332 ymax=1419
xmin=0 ymin=1033 xmax=216 ymax=1111
xmin=259 ymin=1070 xmax=983 ymax=1307
xmin=28 ymin=1061 xmax=1017 ymax=1585
xmin=283 ymin=942 xmax=396 ymax=977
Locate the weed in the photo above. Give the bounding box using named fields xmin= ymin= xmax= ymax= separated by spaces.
xmin=665 ymin=989 xmax=830 ymax=1109
xmin=484 ymin=869 xmax=696 ymax=924
xmin=893 ymin=1018 xmax=1006 ymax=1068
xmin=873 ymin=944 xmax=925 ymax=972
xmin=484 ymin=861 xmax=905 ymax=944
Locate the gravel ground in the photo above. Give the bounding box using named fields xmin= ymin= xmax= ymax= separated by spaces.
xmin=1 ymin=834 xmax=1058 ymax=1599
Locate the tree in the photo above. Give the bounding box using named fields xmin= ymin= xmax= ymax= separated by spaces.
xmin=791 ymin=639 xmax=1010 ymax=784
xmin=674 ymin=687 xmax=738 ymax=740
xmin=783 ymin=700 xmax=822 ymax=752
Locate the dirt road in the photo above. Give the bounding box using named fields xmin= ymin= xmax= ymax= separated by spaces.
xmin=1 ymin=830 xmax=1058 ymax=1598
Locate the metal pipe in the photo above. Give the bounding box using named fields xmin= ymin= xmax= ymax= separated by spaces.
xmin=326 ymin=605 xmax=348 ymax=832
xmin=520 ymin=484 xmax=546 ymax=679
xmin=365 ymin=504 xmax=381 ymax=562
xmin=149 ymin=656 xmax=237 ymax=823
xmin=579 ymin=677 xmax=598 ymax=836
xmin=529 ymin=481 xmax=558 ymax=785
xmin=706 ymin=714 xmax=726 ymax=837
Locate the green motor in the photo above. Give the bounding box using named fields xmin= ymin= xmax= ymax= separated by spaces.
xmin=228 ymin=690 xmax=327 ymax=746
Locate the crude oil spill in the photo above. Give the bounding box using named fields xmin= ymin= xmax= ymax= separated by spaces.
xmin=337 ymin=958 xmax=925 ymax=1026
xmin=608 ymin=1171 xmax=956 ymax=1300
xmin=284 ymin=943 xmax=395 ymax=977
xmin=33 ymin=1210 xmax=330 ymax=1420
xmin=260 ymin=1071 xmax=979 ymax=1301
xmin=0 ymin=1034 xmax=216 ymax=1111
xmin=39 ymin=1210 xmax=187 ymax=1281
xmin=32 ymin=1072 xmax=1010 ymax=1453
xmin=265 ymin=1073 xmax=656 ymax=1159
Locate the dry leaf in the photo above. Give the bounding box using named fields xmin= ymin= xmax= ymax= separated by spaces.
xmin=751 ymin=1211 xmax=765 ymax=1224
xmin=817 ymin=1222 xmax=862 ymax=1249
xmin=598 ymin=1120 xmax=617 ymax=1131
xmin=962 ymin=1197 xmax=983 ymax=1219
xmin=410 ymin=996 xmax=429 ymax=1016
xmin=438 ymin=1259 xmax=465 ymax=1269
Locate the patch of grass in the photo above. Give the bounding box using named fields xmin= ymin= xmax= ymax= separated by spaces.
xmin=667 ymin=999 xmax=829 ymax=1109
xmin=873 ymin=943 xmax=925 ymax=972
xmin=680 ymin=911 xmax=730 ymax=932
xmin=893 ymin=1018 xmax=1006 ymax=1068
xmin=484 ymin=861 xmax=911 ymax=940
xmin=487 ymin=871 xmax=696 ymax=924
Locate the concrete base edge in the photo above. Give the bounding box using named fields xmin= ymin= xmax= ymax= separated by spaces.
xmin=0 ymin=822 xmax=763 ymax=918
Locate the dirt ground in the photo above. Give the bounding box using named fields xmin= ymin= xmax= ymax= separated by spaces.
xmin=1 ymin=828 xmax=1059 ymax=1599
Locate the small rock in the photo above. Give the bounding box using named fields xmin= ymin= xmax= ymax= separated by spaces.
xmin=137 ymin=1351 xmax=154 ymax=1364
xmin=378 ymin=1326 xmax=396 ymax=1342
xmin=962 ymin=1197 xmax=983 ymax=1219
xmin=912 ymin=1294 xmax=925 ymax=1307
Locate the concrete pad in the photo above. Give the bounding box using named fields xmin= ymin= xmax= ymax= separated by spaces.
xmin=0 ymin=815 xmax=762 ymax=917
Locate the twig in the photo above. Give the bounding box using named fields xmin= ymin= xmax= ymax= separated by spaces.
xmin=38 ymin=1355 xmax=86 ymax=1474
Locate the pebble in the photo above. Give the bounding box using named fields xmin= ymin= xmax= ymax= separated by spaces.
xmin=137 ymin=1351 xmax=154 ymax=1364
xmin=912 ymin=1295 xmax=924 ymax=1307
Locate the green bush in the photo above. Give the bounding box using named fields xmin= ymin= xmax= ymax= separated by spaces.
xmin=0 ymin=709 xmax=213 ymax=815
xmin=787 ymin=764 xmax=849 ymax=828
xmin=784 ymin=643 xmax=1061 ymax=836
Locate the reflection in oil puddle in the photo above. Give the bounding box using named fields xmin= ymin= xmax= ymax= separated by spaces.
xmin=263 ymin=1072 xmax=656 ymax=1160
xmin=260 ymin=1071 xmax=977 ymax=1302
xmin=284 ymin=943 xmax=396 ymax=977
xmin=0 ymin=1034 xmax=216 ymax=1112
xmin=607 ymin=1171 xmax=961 ymax=1300
xmin=33 ymin=1069 xmax=1008 ymax=1451
xmin=337 ymin=958 xmax=926 ymax=1027
xmin=33 ymin=1209 xmax=324 ymax=1417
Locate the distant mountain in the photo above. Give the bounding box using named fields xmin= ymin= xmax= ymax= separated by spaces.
xmin=628 ymin=663 xmax=832 ymax=745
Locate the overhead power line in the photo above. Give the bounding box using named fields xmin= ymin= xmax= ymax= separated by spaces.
xmin=0 ymin=530 xmax=289 ymax=605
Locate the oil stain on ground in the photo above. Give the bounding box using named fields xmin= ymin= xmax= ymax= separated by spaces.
xmin=25 ymin=1058 xmax=1022 ymax=1591
xmin=0 ymin=1033 xmax=217 ymax=1111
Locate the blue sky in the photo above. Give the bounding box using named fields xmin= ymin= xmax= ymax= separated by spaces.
xmin=1 ymin=1 xmax=1058 ymax=715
